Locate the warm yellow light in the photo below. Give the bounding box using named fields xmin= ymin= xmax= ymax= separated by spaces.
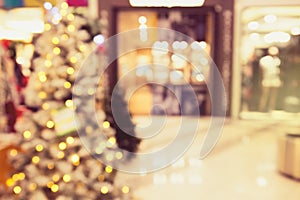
xmin=32 ymin=156 xmax=40 ymax=164
xmin=44 ymin=23 xmax=51 ymax=31
xmin=53 ymin=47 xmax=61 ymax=55
xmin=38 ymin=91 xmax=47 ymax=99
xmin=51 ymin=184 xmax=59 ymax=192
xmin=103 ymin=121 xmax=110 ymax=129
xmin=52 ymin=174 xmax=60 ymax=182
xmin=13 ymin=186 xmax=22 ymax=194
xmin=69 ymin=56 xmax=77 ymax=63
xmin=67 ymin=24 xmax=75 ymax=32
xmin=29 ymin=183 xmax=37 ymax=191
xmin=79 ymin=45 xmax=87 ymax=52
xmin=57 ymin=151 xmax=65 ymax=159
xmin=62 ymin=34 xmax=69 ymax=40
xmin=63 ymin=174 xmax=71 ymax=182
xmin=10 ymin=149 xmax=18 ymax=157
xmin=23 ymin=130 xmax=32 ymax=139
xmin=87 ymin=88 xmax=95 ymax=95
xmin=106 ymin=138 xmax=115 ymax=148
xmin=122 ymin=186 xmax=130 ymax=194
xmin=60 ymin=9 xmax=68 ymax=16
xmin=71 ymin=154 xmax=81 ymax=166
xmin=46 ymin=121 xmax=55 ymax=128
xmin=52 ymin=37 xmax=60 ymax=45
xmin=38 ymin=72 xmax=47 ymax=82
xmin=61 ymin=2 xmax=69 ymax=9
xmin=12 ymin=174 xmax=19 ymax=181
xmin=47 ymin=181 xmax=54 ymax=188
xmin=65 ymin=100 xmax=73 ymax=108
xmin=105 ymin=166 xmax=113 ymax=173
xmin=66 ymin=136 xmax=74 ymax=144
xmin=35 ymin=144 xmax=44 ymax=152
xmin=6 ymin=178 xmax=14 ymax=187
xmin=18 ymin=173 xmax=25 ymax=180
xmin=67 ymin=67 xmax=75 ymax=75
xmin=67 ymin=14 xmax=74 ymax=21
xmin=129 ymin=0 xmax=205 ymax=7
xmin=115 ymin=152 xmax=123 ymax=159
xmin=42 ymin=103 xmax=50 ymax=110
xmin=58 ymin=142 xmax=67 ymax=150
xmin=47 ymin=163 xmax=54 ymax=170
xmin=64 ymin=81 xmax=72 ymax=89
xmin=100 ymin=186 xmax=109 ymax=194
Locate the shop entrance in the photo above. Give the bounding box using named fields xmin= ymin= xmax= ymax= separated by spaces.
xmin=115 ymin=8 xmax=215 ymax=115
xmin=239 ymin=6 xmax=300 ymax=119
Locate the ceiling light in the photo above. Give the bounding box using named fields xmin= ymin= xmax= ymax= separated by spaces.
xmin=264 ymin=14 xmax=277 ymax=23
xmin=129 ymin=0 xmax=205 ymax=7
xmin=247 ymin=21 xmax=259 ymax=30
xmin=291 ymin=27 xmax=300 ymax=35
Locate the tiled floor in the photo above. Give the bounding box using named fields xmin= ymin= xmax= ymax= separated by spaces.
xmin=116 ymin=116 xmax=300 ymax=200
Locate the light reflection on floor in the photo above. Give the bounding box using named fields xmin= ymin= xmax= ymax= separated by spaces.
xmin=115 ymin=116 xmax=300 ymax=200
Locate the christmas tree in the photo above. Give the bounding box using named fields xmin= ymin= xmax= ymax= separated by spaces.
xmin=0 ymin=1 xmax=139 ymax=199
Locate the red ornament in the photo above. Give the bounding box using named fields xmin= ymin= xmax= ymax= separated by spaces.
xmin=66 ymin=0 xmax=88 ymax=7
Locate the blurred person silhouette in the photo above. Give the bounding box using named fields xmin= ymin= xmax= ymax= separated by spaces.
xmin=259 ymin=46 xmax=282 ymax=112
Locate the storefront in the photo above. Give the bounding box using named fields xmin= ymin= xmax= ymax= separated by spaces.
xmin=99 ymin=0 xmax=234 ymax=116
xmin=233 ymin=0 xmax=300 ymax=119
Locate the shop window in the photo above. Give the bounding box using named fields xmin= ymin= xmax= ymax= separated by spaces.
xmin=116 ymin=9 xmax=214 ymax=115
xmin=239 ymin=6 xmax=300 ymax=117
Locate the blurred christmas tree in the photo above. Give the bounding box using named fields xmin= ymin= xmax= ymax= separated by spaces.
xmin=0 ymin=1 xmax=139 ymax=199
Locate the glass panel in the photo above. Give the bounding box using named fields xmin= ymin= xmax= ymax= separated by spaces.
xmin=240 ymin=6 xmax=300 ymax=117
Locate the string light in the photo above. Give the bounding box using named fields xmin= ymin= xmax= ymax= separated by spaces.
xmin=32 ymin=156 xmax=40 ymax=164
xmin=38 ymin=91 xmax=47 ymax=99
xmin=44 ymin=23 xmax=51 ymax=31
xmin=67 ymin=14 xmax=74 ymax=21
xmin=6 ymin=178 xmax=14 ymax=187
xmin=105 ymin=166 xmax=113 ymax=173
xmin=35 ymin=144 xmax=44 ymax=152
xmin=100 ymin=186 xmax=109 ymax=194
xmin=71 ymin=154 xmax=80 ymax=166
xmin=69 ymin=56 xmax=77 ymax=63
xmin=47 ymin=163 xmax=54 ymax=170
xmin=66 ymin=67 xmax=74 ymax=75
xmin=52 ymin=37 xmax=60 ymax=45
xmin=52 ymin=174 xmax=60 ymax=182
xmin=66 ymin=136 xmax=74 ymax=144
xmin=65 ymin=99 xmax=73 ymax=108
xmin=46 ymin=121 xmax=55 ymax=128
xmin=23 ymin=130 xmax=32 ymax=139
xmin=57 ymin=151 xmax=65 ymax=159
xmin=10 ymin=149 xmax=18 ymax=157
xmin=42 ymin=103 xmax=50 ymax=110
xmin=51 ymin=184 xmax=59 ymax=193
xmin=29 ymin=183 xmax=37 ymax=191
xmin=115 ymin=152 xmax=123 ymax=160
xmin=64 ymin=81 xmax=72 ymax=89
xmin=122 ymin=186 xmax=130 ymax=194
xmin=13 ymin=186 xmax=22 ymax=194
xmin=106 ymin=154 xmax=114 ymax=161
xmin=63 ymin=174 xmax=71 ymax=182
xmin=53 ymin=47 xmax=61 ymax=55
xmin=47 ymin=181 xmax=54 ymax=188
xmin=103 ymin=121 xmax=110 ymax=129
xmin=62 ymin=34 xmax=69 ymax=40
xmin=61 ymin=2 xmax=69 ymax=9
xmin=67 ymin=24 xmax=75 ymax=32
xmin=58 ymin=142 xmax=67 ymax=150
